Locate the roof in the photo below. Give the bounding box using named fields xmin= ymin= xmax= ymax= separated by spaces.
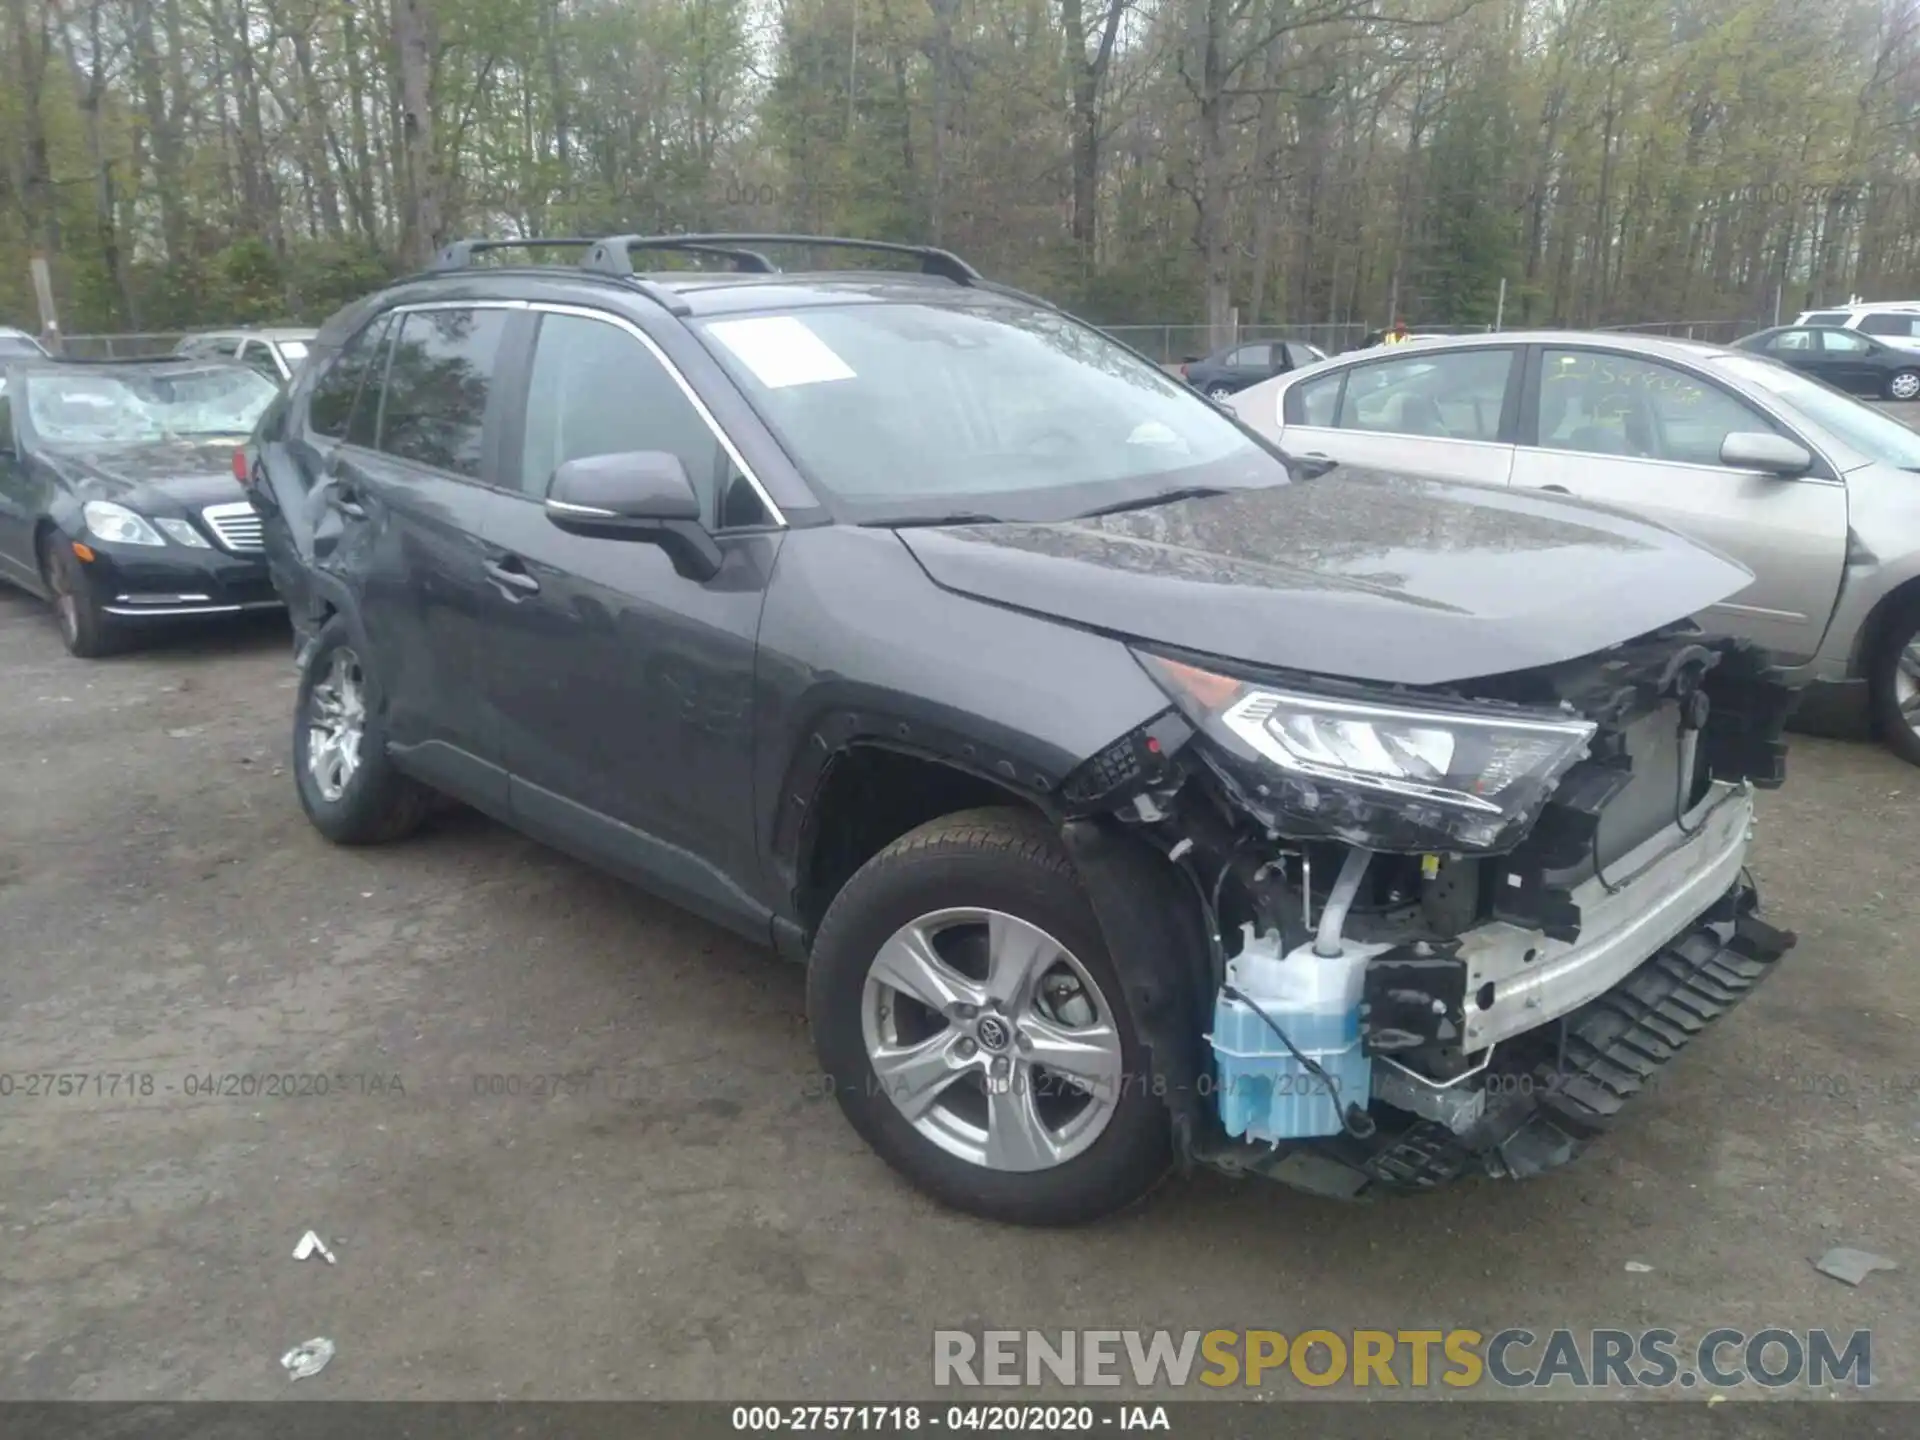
xmin=1798 ymin=301 xmax=1920 ymax=313
xmin=183 ymin=326 xmax=319 ymax=341
xmin=1355 ymin=328 xmax=1741 ymax=360
xmin=338 ymin=264 xmax=1032 ymax=326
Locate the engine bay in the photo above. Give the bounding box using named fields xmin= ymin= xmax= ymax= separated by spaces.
xmin=1057 ymin=623 xmax=1798 ymax=1189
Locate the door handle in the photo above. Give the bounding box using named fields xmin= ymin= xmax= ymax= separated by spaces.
xmin=483 ymin=558 xmax=540 ymax=597
xmin=1539 ymin=484 xmax=1571 ymax=494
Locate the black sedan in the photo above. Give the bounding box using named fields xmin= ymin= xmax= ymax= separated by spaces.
xmin=1179 ymin=337 xmax=1326 ymax=399
xmin=1733 ymin=324 xmax=1920 ymax=401
xmin=0 ymin=358 xmax=282 ymax=656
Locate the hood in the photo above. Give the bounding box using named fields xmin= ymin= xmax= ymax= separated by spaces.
xmin=893 ymin=468 xmax=1754 ymax=686
xmin=55 ymin=440 xmax=249 ymax=510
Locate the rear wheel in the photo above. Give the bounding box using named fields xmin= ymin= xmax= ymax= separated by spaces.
xmin=1870 ymin=602 xmax=1920 ymax=767
xmin=40 ymin=533 xmax=120 ymax=659
xmin=293 ymin=617 xmax=433 ymax=843
xmin=1886 ymin=369 xmax=1920 ymax=402
xmin=807 ymin=808 xmax=1170 ymax=1226
xmin=1205 ymin=384 xmax=1234 ymax=401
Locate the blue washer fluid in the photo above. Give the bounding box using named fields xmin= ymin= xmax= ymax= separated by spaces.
xmin=1208 ymin=924 xmax=1374 ymax=1143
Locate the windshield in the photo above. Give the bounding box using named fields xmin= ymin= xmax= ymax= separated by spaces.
xmin=23 ymin=364 xmax=277 ymax=445
xmin=1711 ymin=353 xmax=1920 ymax=469
xmin=694 ymin=301 xmax=1282 ymax=521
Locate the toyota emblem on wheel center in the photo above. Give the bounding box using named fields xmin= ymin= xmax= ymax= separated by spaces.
xmin=974 ymin=1015 xmax=1012 ymax=1052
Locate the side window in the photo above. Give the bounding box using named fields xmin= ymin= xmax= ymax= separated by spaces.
xmin=1538 ymin=350 xmax=1778 ymax=467
xmin=1225 ymin=344 xmax=1267 ymax=367
xmin=1336 ymin=349 xmax=1513 ymax=440
xmin=1820 ymin=330 xmax=1872 ymax=353
xmin=307 ymin=316 xmax=390 ymax=439
xmin=517 ymin=311 xmax=761 ymax=526
xmin=237 ymin=341 xmax=281 ymax=382
xmin=1858 ymin=312 xmax=1920 ymax=337
xmin=1290 ymin=370 xmax=1343 ymax=427
xmin=378 ymin=308 xmax=509 ymax=478
xmin=1284 ymin=342 xmax=1319 ymax=369
xmin=1766 ymin=330 xmax=1814 ymax=352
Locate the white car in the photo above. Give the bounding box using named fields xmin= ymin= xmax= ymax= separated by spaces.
xmin=1794 ymin=303 xmax=1920 ymax=353
xmin=173 ymin=327 xmax=317 ymax=384
xmin=1229 ymin=329 xmax=1920 ymax=764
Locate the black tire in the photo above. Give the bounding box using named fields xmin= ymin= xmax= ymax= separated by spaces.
xmin=292 ymin=616 xmax=433 ymax=844
xmin=40 ymin=533 xmax=121 ymax=659
xmin=807 ymin=807 xmax=1172 ymax=1226
xmin=1885 ymin=369 xmax=1920 ymax=403
xmin=1869 ymin=601 xmax=1920 ymax=767
xmin=1205 ymin=384 xmax=1234 ymax=401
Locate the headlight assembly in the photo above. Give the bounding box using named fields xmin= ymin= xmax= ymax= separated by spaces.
xmin=1137 ymin=651 xmax=1595 ymax=853
xmin=83 ymin=501 xmax=166 ymax=547
xmin=152 ymin=517 xmax=211 ymax=548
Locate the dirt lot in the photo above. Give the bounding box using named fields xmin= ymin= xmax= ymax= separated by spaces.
xmin=1 ymin=586 xmax=1917 ymax=1405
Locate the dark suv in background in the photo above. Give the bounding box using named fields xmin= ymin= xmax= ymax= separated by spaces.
xmin=246 ymin=234 xmax=1795 ymax=1226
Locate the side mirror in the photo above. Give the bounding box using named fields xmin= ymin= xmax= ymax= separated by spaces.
xmin=544 ymin=450 xmax=721 ymax=581
xmin=1720 ymin=431 xmax=1813 ymax=476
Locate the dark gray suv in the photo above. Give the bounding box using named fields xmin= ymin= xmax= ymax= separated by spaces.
xmin=246 ymin=234 xmax=1797 ymax=1226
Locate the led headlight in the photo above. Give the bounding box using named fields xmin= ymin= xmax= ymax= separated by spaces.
xmin=152 ymin=517 xmax=211 ymax=548
xmin=1137 ymin=651 xmax=1596 ymax=852
xmin=83 ymin=501 xmax=166 ymax=547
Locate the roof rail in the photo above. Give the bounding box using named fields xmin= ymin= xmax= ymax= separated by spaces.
xmin=581 ymin=238 xmax=780 ymax=274
xmin=583 ymin=233 xmax=981 ymax=285
xmin=429 ymin=237 xmax=601 ymax=271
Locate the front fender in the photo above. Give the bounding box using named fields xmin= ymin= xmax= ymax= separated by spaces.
xmin=1059 ymin=818 xmax=1216 ymax=1168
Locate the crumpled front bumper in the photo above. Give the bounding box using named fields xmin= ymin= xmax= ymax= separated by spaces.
xmin=1210 ymin=873 xmax=1795 ymax=1198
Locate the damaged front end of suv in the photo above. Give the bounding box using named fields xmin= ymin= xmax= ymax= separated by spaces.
xmin=1055 ymin=625 xmax=1797 ymax=1200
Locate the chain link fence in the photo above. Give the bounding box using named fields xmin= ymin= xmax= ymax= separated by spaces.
xmin=54 ymin=332 xmax=190 ymax=360
xmin=58 ymin=317 xmax=1759 ymax=368
xmin=1101 ymin=321 xmax=1499 ymax=364
xmin=1592 ymin=319 xmax=1765 ymax=344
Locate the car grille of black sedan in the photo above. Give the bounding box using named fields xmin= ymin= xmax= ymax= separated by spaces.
xmin=201 ymin=502 xmax=263 ymax=553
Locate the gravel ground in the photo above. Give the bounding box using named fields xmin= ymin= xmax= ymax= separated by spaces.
xmin=0 ymin=580 xmax=1916 ymax=1406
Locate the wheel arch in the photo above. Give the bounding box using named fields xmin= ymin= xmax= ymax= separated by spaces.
xmin=784 ymin=735 xmax=1058 ymax=941
xmin=1850 ymin=572 xmax=1920 ymax=684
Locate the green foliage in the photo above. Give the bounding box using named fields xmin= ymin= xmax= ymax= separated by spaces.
xmin=4 ymin=0 xmax=1919 ymax=341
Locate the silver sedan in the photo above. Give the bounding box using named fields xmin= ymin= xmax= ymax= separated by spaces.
xmin=1229 ymin=331 xmax=1920 ymax=764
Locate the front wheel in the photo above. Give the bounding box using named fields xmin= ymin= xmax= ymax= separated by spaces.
xmin=807 ymin=808 xmax=1171 ymax=1226
xmin=1205 ymin=384 xmax=1234 ymax=401
xmin=292 ymin=617 xmax=433 ymax=843
xmin=40 ymin=533 xmax=120 ymax=658
xmin=1870 ymin=603 xmax=1920 ymax=767
xmin=1887 ymin=369 xmax=1920 ymax=402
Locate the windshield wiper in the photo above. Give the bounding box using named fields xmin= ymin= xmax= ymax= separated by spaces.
xmin=859 ymin=511 xmax=1004 ymax=529
xmin=1074 ymin=486 xmax=1226 ymax=519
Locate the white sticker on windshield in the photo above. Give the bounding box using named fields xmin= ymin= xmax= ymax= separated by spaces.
xmin=707 ymin=316 xmax=856 ymax=388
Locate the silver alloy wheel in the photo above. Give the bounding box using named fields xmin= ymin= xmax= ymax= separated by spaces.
xmin=1892 ymin=371 xmax=1920 ymax=401
xmin=860 ymin=907 xmax=1125 ymax=1172
xmin=1207 ymin=385 xmax=1233 ymax=401
xmin=1896 ymin=630 xmax=1920 ymax=738
xmin=307 ymin=647 xmax=368 ymax=803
